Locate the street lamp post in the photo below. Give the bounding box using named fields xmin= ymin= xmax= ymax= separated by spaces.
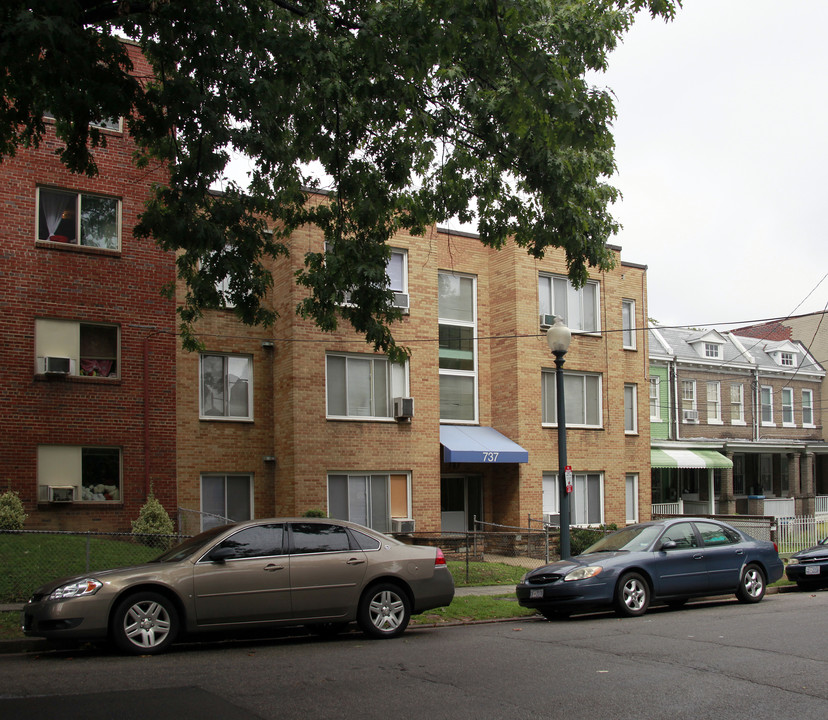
xmin=547 ymin=316 xmax=572 ymax=560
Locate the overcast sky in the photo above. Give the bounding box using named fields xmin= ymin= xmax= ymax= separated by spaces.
xmin=599 ymin=0 xmax=828 ymax=330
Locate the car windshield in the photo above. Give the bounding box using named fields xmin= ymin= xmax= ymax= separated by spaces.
xmin=151 ymin=525 xmax=232 ymax=563
xmin=581 ymin=525 xmax=663 ymax=554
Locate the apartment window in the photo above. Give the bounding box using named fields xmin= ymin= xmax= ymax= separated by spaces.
xmin=37 ymin=187 xmax=120 ymax=249
xmin=760 ymin=386 xmax=774 ymax=425
xmin=707 ymin=381 xmax=721 ymax=423
xmin=780 ymin=352 xmax=794 ymax=366
xmin=326 ymin=353 xmax=407 ymax=419
xmin=625 ymin=474 xmax=639 ymax=524
xmin=200 ymin=354 xmax=253 ymax=420
xmin=38 ymin=445 xmax=121 ymax=503
xmin=682 ymin=380 xmax=697 ymax=422
xmin=704 ymin=343 xmax=720 ymax=359
xmin=542 ymin=370 xmax=602 ymax=427
xmin=35 ymin=319 xmax=119 ymax=378
xmin=387 ymin=248 xmax=409 ymax=309
xmin=624 ymin=384 xmax=638 ymax=434
xmin=328 ymin=472 xmax=410 ymax=533
xmin=543 ymin=472 xmax=603 ymax=525
xmin=621 ymin=299 xmax=636 ymax=349
xmin=538 ymin=274 xmax=599 ymax=333
xmin=201 ymin=474 xmax=252 ymax=530
xmin=782 ymin=387 xmax=795 ymax=426
xmin=439 ymin=273 xmax=477 ymax=422
xmin=45 ymin=111 xmax=121 ymax=132
xmin=803 ymin=389 xmax=814 ymax=426
xmin=731 ymin=383 xmax=745 ymax=424
xmin=649 ymin=377 xmax=661 ymax=421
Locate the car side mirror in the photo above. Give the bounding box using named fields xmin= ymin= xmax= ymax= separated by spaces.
xmin=659 ymin=540 xmax=678 ymax=551
xmin=208 ymin=547 xmax=236 ymax=562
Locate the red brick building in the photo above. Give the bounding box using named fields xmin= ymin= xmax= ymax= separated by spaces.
xmin=0 ymin=43 xmax=177 ymax=530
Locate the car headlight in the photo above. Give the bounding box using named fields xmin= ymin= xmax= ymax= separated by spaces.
xmin=49 ymin=579 xmax=103 ymax=600
xmin=564 ymin=566 xmax=603 ymax=582
xmin=787 ymin=558 xmax=799 ymax=565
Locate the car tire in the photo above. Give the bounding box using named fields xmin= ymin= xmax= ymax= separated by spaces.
xmin=614 ymin=572 xmax=650 ymax=617
xmin=112 ymin=591 xmax=179 ymax=655
xmin=357 ymin=583 xmax=411 ymax=639
xmin=736 ymin=563 xmax=766 ymax=603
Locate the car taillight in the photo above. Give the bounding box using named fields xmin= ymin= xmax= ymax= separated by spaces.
xmin=435 ymin=548 xmax=447 ymax=567
xmin=773 ymin=542 xmax=779 ymax=553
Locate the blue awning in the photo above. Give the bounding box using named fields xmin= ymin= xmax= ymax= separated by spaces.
xmin=440 ymin=425 xmax=529 ymax=464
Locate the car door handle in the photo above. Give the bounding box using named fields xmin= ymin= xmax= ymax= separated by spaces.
xmin=346 ymin=557 xmax=366 ymax=565
xmin=735 ymin=549 xmax=744 ymax=555
xmin=264 ymin=564 xmax=285 ymax=572
xmin=693 ymin=554 xmax=704 ymax=560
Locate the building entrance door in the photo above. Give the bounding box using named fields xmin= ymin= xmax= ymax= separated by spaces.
xmin=441 ymin=475 xmax=482 ymax=532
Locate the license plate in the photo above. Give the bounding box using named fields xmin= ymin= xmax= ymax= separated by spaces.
xmin=530 ymin=589 xmax=544 ymax=599
xmin=805 ymin=566 xmax=821 ymax=575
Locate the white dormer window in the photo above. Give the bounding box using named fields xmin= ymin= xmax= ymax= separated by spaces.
xmin=780 ymin=352 xmax=794 ymax=366
xmin=704 ymin=343 xmax=720 ymax=358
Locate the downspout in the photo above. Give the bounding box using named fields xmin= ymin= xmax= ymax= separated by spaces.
xmin=144 ymin=335 xmax=151 ymax=498
xmin=671 ymin=357 xmax=680 ymax=441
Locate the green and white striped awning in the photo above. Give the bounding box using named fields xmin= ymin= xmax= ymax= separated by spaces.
xmin=651 ymin=448 xmax=733 ymax=469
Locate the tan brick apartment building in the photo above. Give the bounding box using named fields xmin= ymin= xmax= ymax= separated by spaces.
xmin=177 ymin=193 xmax=652 ymax=534
xmin=0 ymin=44 xmax=177 ymax=530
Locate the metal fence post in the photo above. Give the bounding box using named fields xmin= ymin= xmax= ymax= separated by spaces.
xmin=85 ymin=532 xmax=91 ymax=572
xmin=465 ymin=532 xmax=470 ymax=584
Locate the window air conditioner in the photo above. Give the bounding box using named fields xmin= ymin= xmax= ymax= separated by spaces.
xmin=393 ymin=292 xmax=410 ymax=311
xmin=683 ymin=409 xmax=699 ymax=422
xmin=391 ymin=518 xmax=415 ymax=533
xmin=393 ymin=396 xmax=414 ymax=420
xmin=43 ymin=356 xmax=71 ymax=375
xmin=48 ymin=486 xmax=77 ymax=502
xmin=539 ymin=314 xmax=555 ymax=329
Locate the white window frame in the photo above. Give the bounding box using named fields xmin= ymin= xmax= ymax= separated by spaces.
xmin=706 ymin=381 xmax=722 ymax=424
xmin=38 ymin=445 xmax=122 ymax=503
xmin=625 ymin=473 xmax=639 ymax=524
xmin=760 ymin=386 xmax=774 ymax=426
xmin=438 ymin=272 xmax=478 ymax=423
xmin=622 ymin=299 xmax=636 ymax=350
xmin=780 ymin=352 xmax=794 ymax=367
xmin=199 ymin=353 xmax=254 ymax=421
xmin=327 ymin=472 xmax=411 ymax=533
xmin=730 ymin=383 xmax=745 ymax=425
xmin=704 ymin=342 xmax=720 ymax=359
xmin=36 ymin=187 xmax=122 ymax=250
xmin=326 ymin=352 xmax=408 ymax=420
xmin=682 ymin=379 xmax=697 ymax=422
xmin=649 ymin=377 xmax=661 ymax=421
xmin=802 ymin=389 xmax=815 ymax=427
xmin=781 ymin=387 xmax=795 ymax=427
xmin=624 ymin=384 xmax=638 ymax=434
xmin=387 ymin=248 xmax=409 ymax=309
xmin=543 ymin=472 xmax=604 ymax=526
xmin=200 ymin=473 xmax=253 ymax=530
xmin=35 ymin=319 xmax=120 ymax=378
xmin=538 ymin=273 xmax=600 ymax=334
xmin=541 ymin=370 xmax=603 ymax=428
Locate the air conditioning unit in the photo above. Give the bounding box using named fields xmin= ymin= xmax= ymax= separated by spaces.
xmin=539 ymin=314 xmax=555 ymax=329
xmin=683 ymin=409 xmax=699 ymax=422
xmin=391 ymin=518 xmax=415 ymax=533
xmin=393 ymin=396 xmax=414 ymax=420
xmin=43 ymin=356 xmax=71 ymax=375
xmin=393 ymin=292 xmax=410 ymax=311
xmin=48 ymin=485 xmax=77 ymax=503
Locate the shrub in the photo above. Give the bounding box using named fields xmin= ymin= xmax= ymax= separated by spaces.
xmin=0 ymin=490 xmax=27 ymax=531
xmin=302 ymin=509 xmax=326 ymax=518
xmin=570 ymin=523 xmax=618 ymax=556
xmin=132 ymin=492 xmax=175 ymax=549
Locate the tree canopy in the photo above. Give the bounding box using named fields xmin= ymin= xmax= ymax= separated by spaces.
xmin=1 ymin=0 xmax=678 ymax=357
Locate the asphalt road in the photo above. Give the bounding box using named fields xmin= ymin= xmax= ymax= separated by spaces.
xmin=1 ymin=591 xmax=826 ymax=720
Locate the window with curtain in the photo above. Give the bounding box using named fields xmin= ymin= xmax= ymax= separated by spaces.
xmin=326 ymin=353 xmax=406 ymax=419
xmin=649 ymin=377 xmax=661 ymax=420
xmin=707 ymin=382 xmax=721 ymax=423
xmin=35 ymin=319 xmax=119 ymax=378
xmin=624 ymin=384 xmax=637 ymax=433
xmin=538 ymin=274 xmax=599 ymax=333
xmin=541 ymin=370 xmax=602 ymax=427
xmin=328 ymin=473 xmax=410 ymax=533
xmin=802 ymin=389 xmax=814 ymax=426
xmin=438 ymin=272 xmax=477 ymax=422
xmin=761 ymin=386 xmax=774 ymax=425
xmin=37 ymin=187 xmax=120 ymax=249
xmin=622 ymin=299 xmax=635 ymax=349
xmin=200 ymin=354 xmax=252 ymax=419
xmin=731 ymin=384 xmax=744 ymax=424
xmin=544 ymin=472 xmax=603 ymax=525
xmin=201 ymin=474 xmax=252 ymax=529
xmin=782 ymin=387 xmax=794 ymax=426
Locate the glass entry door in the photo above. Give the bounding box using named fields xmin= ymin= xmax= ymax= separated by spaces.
xmin=441 ymin=476 xmax=482 ymax=532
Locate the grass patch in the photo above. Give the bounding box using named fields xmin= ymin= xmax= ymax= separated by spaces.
xmin=447 ymin=560 xmax=527 ymax=588
xmin=411 ymin=594 xmax=535 ymax=625
xmin=0 ymin=532 xmax=159 ymax=603
xmin=0 ymin=611 xmax=22 ymax=640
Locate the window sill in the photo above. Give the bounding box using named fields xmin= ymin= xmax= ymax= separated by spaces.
xmin=200 ymin=416 xmax=254 ymax=423
xmin=623 ymin=346 xmax=637 ymax=352
xmin=731 ymin=420 xmax=747 ymax=426
xmin=36 ymin=239 xmax=121 ymax=256
xmin=326 ymin=416 xmax=398 ymax=423
xmin=34 ymin=373 xmax=121 ymax=384
xmin=761 ymin=422 xmax=776 ymax=428
xmin=542 ymin=423 xmax=604 ymax=430
xmin=707 ymin=420 xmax=724 ymax=425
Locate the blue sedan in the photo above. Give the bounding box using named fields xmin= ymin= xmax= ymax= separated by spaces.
xmin=516 ymin=518 xmax=783 ymax=618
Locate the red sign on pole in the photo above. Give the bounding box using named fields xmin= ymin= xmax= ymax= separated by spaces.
xmin=565 ymin=466 xmax=573 ymax=493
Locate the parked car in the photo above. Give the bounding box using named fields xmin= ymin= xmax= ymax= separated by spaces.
xmin=516 ymin=518 xmax=783 ymax=619
xmin=785 ymin=537 xmax=828 ymax=589
xmin=22 ymin=518 xmax=454 ymax=654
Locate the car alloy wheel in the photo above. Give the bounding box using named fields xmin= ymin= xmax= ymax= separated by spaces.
xmin=736 ymin=563 xmax=766 ymax=603
xmin=112 ymin=591 xmax=179 ymax=654
xmin=615 ymin=572 xmax=650 ymax=617
xmin=358 ymin=583 xmax=411 ymax=639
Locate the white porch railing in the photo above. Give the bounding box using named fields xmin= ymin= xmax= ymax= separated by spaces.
xmin=776 ymin=516 xmax=827 ymax=554
xmin=652 ymin=501 xmax=683 ymax=515
xmin=762 ymin=497 xmax=796 ymax=519
xmin=816 ymin=495 xmax=828 ymax=517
